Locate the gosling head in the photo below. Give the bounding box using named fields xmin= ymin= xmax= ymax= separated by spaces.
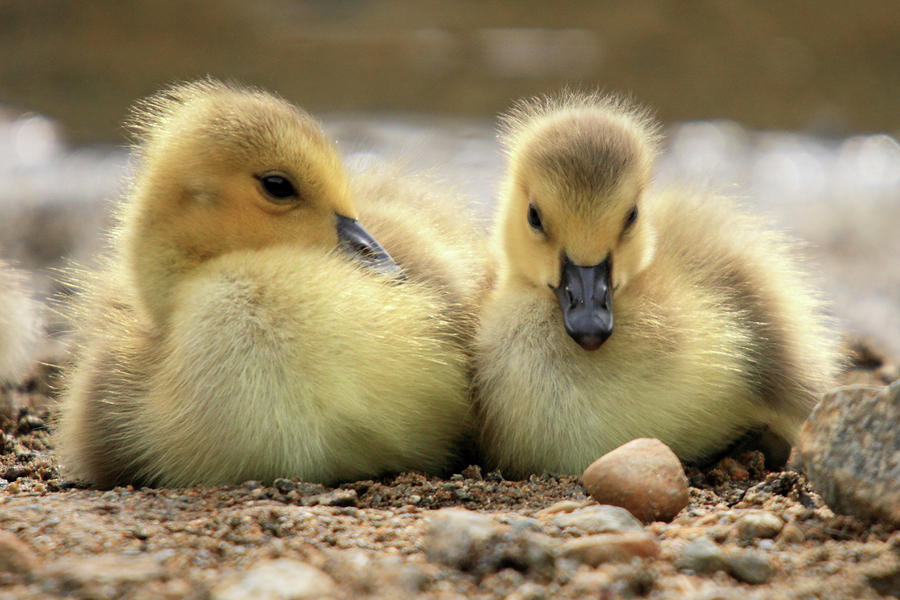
xmin=498 ymin=94 xmax=660 ymax=351
xmin=121 ymin=79 xmax=399 ymax=326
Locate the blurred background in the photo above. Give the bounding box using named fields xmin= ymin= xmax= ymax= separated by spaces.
xmin=1 ymin=0 xmax=899 ymax=360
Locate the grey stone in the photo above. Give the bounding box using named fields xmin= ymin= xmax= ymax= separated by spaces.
xmin=424 ymin=508 xmax=555 ymax=576
xmin=212 ymin=559 xmax=336 ymax=600
xmin=551 ymin=505 xmax=643 ymax=534
xmin=273 ymin=478 xmax=296 ymax=492
xmin=424 ymin=509 xmax=499 ymax=570
xmin=675 ymin=536 xmax=725 ymax=574
xmin=724 ymin=549 xmax=775 ymax=584
xmin=792 ymin=381 xmax=900 ymax=526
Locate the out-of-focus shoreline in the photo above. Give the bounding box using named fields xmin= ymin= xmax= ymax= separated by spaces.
xmin=2 ymin=1 xmax=899 ymax=143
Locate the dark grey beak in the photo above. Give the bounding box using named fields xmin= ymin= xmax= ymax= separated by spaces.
xmin=551 ymin=255 xmax=613 ymax=351
xmin=335 ymin=214 xmax=403 ymax=279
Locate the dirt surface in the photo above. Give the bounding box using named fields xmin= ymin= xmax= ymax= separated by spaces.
xmin=0 ymin=342 xmax=898 ymax=599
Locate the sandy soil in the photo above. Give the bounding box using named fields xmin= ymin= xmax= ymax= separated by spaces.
xmin=0 ymin=342 xmax=897 ymax=599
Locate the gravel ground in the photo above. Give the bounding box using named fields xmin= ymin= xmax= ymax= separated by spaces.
xmin=0 ymin=343 xmax=897 ymax=599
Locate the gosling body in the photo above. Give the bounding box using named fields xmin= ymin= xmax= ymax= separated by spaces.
xmin=56 ymin=80 xmax=477 ymax=487
xmin=475 ymin=94 xmax=841 ymax=477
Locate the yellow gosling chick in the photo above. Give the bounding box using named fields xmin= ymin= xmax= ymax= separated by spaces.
xmin=474 ymin=93 xmax=841 ymax=477
xmin=56 ymin=79 xmax=473 ymax=488
xmin=0 ymin=262 xmax=42 ymax=383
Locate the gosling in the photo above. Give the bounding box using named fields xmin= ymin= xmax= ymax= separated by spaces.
xmin=473 ymin=93 xmax=841 ymax=478
xmin=56 ymin=79 xmax=478 ymax=488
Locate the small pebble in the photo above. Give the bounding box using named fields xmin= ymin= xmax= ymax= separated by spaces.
xmin=2 ymin=466 xmax=24 ymax=482
xmin=735 ymin=511 xmax=784 ymax=540
xmin=571 ymin=570 xmax=614 ymax=593
xmin=707 ymin=524 xmax=731 ymax=543
xmin=424 ymin=508 xmax=554 ymax=576
xmin=424 ymin=509 xmax=501 ymax=571
xmin=717 ymin=457 xmax=749 ymax=481
xmin=559 ymin=532 xmax=660 ymax=566
xmin=725 ymin=549 xmax=775 ymax=584
xmin=674 ymin=536 xmax=725 ymax=574
xmin=507 ymin=582 xmax=547 ymax=600
xmin=778 ymin=521 xmax=805 ymax=546
xmin=303 ymin=489 xmax=358 ymax=507
xmin=551 ymin=505 xmax=643 ymax=534
xmin=212 ymin=559 xmax=336 ymax=600
xmin=272 ymin=478 xmax=296 ymax=492
xmin=582 ymin=438 xmax=689 ymax=523
xmin=16 ymin=414 xmax=45 ymax=433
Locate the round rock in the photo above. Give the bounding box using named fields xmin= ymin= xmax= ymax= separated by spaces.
xmin=582 ymin=438 xmax=689 ymax=523
xmin=735 ymin=511 xmax=784 ymax=540
xmin=674 ymin=536 xmax=725 ymax=574
xmin=724 ymin=549 xmax=775 ymax=585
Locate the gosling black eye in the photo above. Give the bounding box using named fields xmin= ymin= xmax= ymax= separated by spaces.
xmin=527 ymin=203 xmax=544 ymax=232
xmin=258 ymin=173 xmax=298 ymax=202
xmin=624 ymin=205 xmax=638 ymax=229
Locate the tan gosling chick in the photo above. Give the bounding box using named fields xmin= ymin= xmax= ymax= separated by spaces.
xmin=56 ymin=80 xmax=474 ymax=488
xmin=474 ymin=93 xmax=841 ymax=477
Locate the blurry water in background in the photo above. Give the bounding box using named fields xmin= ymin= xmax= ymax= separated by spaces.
xmin=0 ymin=0 xmax=898 ymax=358
xmin=2 ymin=1 xmax=899 ymax=141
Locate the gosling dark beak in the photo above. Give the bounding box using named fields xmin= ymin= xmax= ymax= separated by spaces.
xmin=551 ymin=255 xmax=613 ymax=351
xmin=335 ymin=214 xmax=403 ymax=279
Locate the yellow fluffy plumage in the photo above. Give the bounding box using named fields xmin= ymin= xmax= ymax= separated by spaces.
xmin=474 ymin=93 xmax=842 ymax=477
xmin=55 ymin=79 xmax=482 ymax=487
